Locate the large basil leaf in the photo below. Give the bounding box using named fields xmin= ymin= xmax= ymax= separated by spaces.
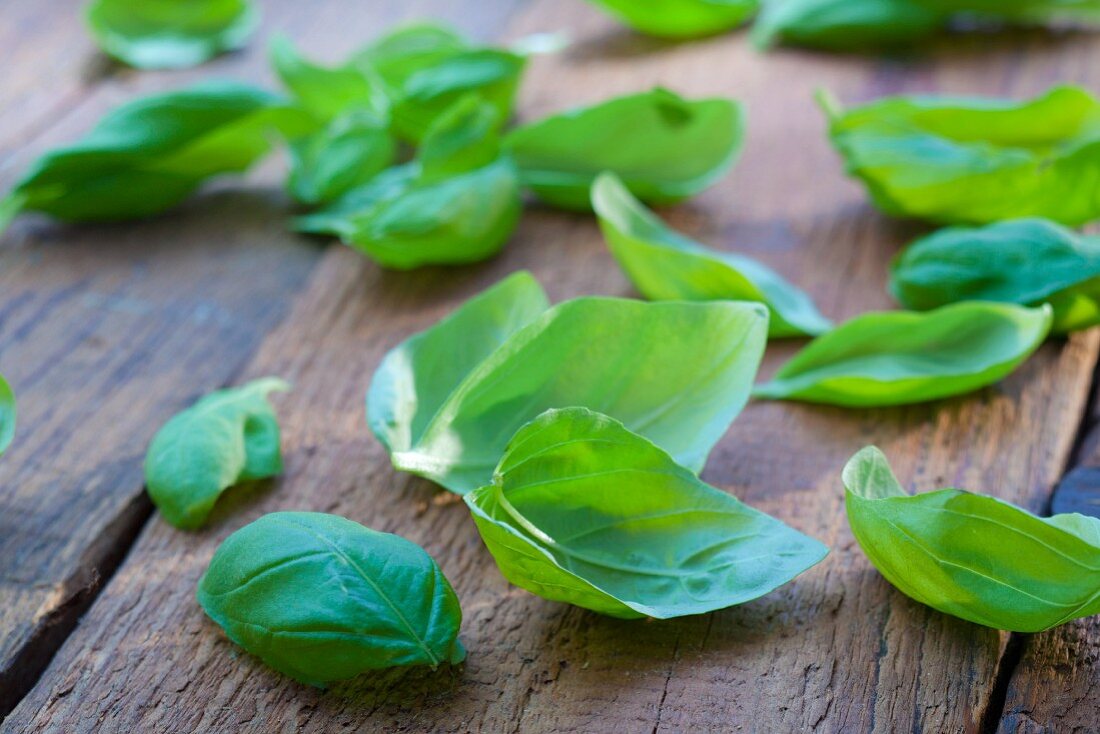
xmin=466 ymin=408 xmax=828 ymax=618
xmin=295 ymin=97 xmax=521 ymax=270
xmin=754 ymin=302 xmax=1052 ymax=407
xmin=844 ymin=446 xmax=1100 ymax=632
xmin=503 ymin=88 xmax=744 ymax=211
xmin=198 ymin=512 xmax=464 ymax=685
xmin=753 ymin=0 xmax=945 ymax=50
xmin=0 ymin=374 xmax=14 ymax=456
xmin=821 ymin=85 xmax=1100 ymax=225
xmin=370 ymin=273 xmax=769 ymax=494
xmin=585 ymin=0 xmax=758 ymax=38
xmin=0 ymin=81 xmax=312 ymax=232
xmin=592 ymin=171 xmax=831 ymax=337
xmin=286 ymin=111 xmax=396 ymax=206
xmin=890 ymin=218 xmax=1100 ymax=334
xmin=85 ymin=0 xmax=258 ymax=70
xmin=145 ymin=378 xmax=289 ymax=530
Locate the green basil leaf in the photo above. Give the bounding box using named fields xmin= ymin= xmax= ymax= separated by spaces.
xmin=145 ymin=377 xmax=289 ymax=530
xmin=270 ymin=35 xmax=384 ymax=122
xmin=85 ymin=0 xmax=258 ymax=70
xmin=416 ymin=95 xmax=503 ymax=180
xmin=287 ymin=111 xmax=396 ymax=206
xmin=504 ymin=88 xmax=744 ymax=211
xmin=753 ymin=0 xmax=945 ymax=50
xmin=890 ymin=218 xmax=1100 ymax=334
xmin=592 ymin=171 xmax=831 ymax=337
xmin=915 ymin=0 xmax=1100 ymax=23
xmin=821 ymin=85 xmax=1100 ymax=225
xmin=466 ymin=407 xmax=828 ymax=618
xmin=0 ymin=374 xmax=15 ymax=456
xmin=370 ymin=273 xmax=769 ymax=494
xmin=844 ymin=446 xmax=1100 ymax=632
xmin=198 ymin=511 xmax=464 ymax=685
xmin=754 ymin=301 xmax=1052 ymax=407
xmin=0 ymin=81 xmax=312 ymax=231
xmin=585 ymin=0 xmax=758 ymax=38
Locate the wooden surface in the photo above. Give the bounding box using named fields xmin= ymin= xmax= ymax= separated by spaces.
xmin=3 ymin=1 xmax=1100 ymax=732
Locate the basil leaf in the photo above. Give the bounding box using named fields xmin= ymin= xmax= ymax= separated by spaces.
xmin=295 ymin=98 xmax=521 ymax=270
xmin=890 ymin=218 xmax=1100 ymax=334
xmin=145 ymin=378 xmax=289 ymax=530
xmin=370 ymin=272 xmax=769 ymax=494
xmin=85 ymin=0 xmax=258 ymax=70
xmin=287 ymin=111 xmax=396 ymax=206
xmin=754 ymin=302 xmax=1052 ymax=407
xmin=916 ymin=0 xmax=1100 ymax=23
xmin=0 ymin=81 xmax=312 ymax=232
xmin=821 ymin=85 xmax=1100 ymax=225
xmin=270 ymin=35 xmax=383 ymax=122
xmin=753 ymin=0 xmax=945 ymax=50
xmin=466 ymin=407 xmax=828 ymax=618
xmin=844 ymin=446 xmax=1100 ymax=632
xmin=504 ymin=88 xmax=744 ymax=211
xmin=198 ymin=512 xmax=464 ymax=685
xmin=585 ymin=0 xmax=758 ymax=38
xmin=0 ymin=374 xmax=15 ymax=456
xmin=592 ymin=171 xmax=831 ymax=337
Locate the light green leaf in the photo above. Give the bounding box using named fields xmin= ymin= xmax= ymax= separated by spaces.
xmin=85 ymin=0 xmax=258 ymax=69
xmin=370 ymin=272 xmax=769 ymax=494
xmin=467 ymin=408 xmax=828 ymax=618
xmin=890 ymin=218 xmax=1100 ymax=333
xmin=504 ymin=88 xmax=744 ymax=211
xmin=287 ymin=111 xmax=396 ymax=206
xmin=145 ymin=377 xmax=289 ymax=530
xmin=754 ymin=302 xmax=1052 ymax=407
xmin=844 ymin=446 xmax=1100 ymax=632
xmin=269 ymin=35 xmax=384 ymax=122
xmin=0 ymin=374 xmax=15 ymax=456
xmin=585 ymin=0 xmax=758 ymax=38
xmin=821 ymin=85 xmax=1100 ymax=225
xmin=592 ymin=171 xmax=831 ymax=337
xmin=198 ymin=511 xmax=464 ymax=685
xmin=0 ymin=81 xmax=313 ymax=231
xmin=753 ymin=0 xmax=945 ymax=50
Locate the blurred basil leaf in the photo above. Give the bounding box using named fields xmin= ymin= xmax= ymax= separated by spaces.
xmin=287 ymin=111 xmax=396 ymax=206
xmin=585 ymin=0 xmax=759 ymax=38
xmin=0 ymin=374 xmax=14 ymax=456
xmin=270 ymin=35 xmax=384 ymax=122
xmin=753 ymin=0 xmax=944 ymax=50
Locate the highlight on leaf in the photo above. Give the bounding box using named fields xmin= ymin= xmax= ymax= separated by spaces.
xmin=367 ymin=271 xmax=769 ymax=495
xmin=591 ymin=171 xmax=832 ymax=337
xmin=754 ymin=301 xmax=1052 ymax=407
xmin=466 ymin=407 xmax=828 ymax=619
xmin=585 ymin=0 xmax=759 ymax=38
xmin=844 ymin=446 xmax=1100 ymax=632
xmin=198 ymin=512 xmax=465 ymax=685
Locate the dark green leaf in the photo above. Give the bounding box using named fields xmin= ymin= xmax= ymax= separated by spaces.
xmin=753 ymin=0 xmax=944 ymax=50
xmin=198 ymin=511 xmax=464 ymax=685
xmin=466 ymin=407 xmax=828 ymax=618
xmin=585 ymin=0 xmax=758 ymax=38
xmin=592 ymin=171 xmax=831 ymax=337
xmin=844 ymin=446 xmax=1100 ymax=632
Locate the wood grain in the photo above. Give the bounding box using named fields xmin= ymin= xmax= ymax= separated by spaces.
xmin=6 ymin=2 xmax=1100 ymax=732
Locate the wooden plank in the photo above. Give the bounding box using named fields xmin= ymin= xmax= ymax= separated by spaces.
xmin=6 ymin=3 xmax=1100 ymax=731
xmin=0 ymin=0 xmax=526 ymax=718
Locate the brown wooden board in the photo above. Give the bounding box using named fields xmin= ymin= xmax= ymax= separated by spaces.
xmin=5 ymin=1 xmax=1100 ymax=732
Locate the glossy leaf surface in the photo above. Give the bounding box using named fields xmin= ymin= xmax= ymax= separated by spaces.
xmin=592 ymin=171 xmax=831 ymax=337
xmin=844 ymin=446 xmax=1100 ymax=632
xmin=755 ymin=302 xmax=1052 ymax=407
xmin=466 ymin=408 xmax=828 ymax=618
xmin=198 ymin=512 xmax=464 ymax=685
xmin=586 ymin=0 xmax=758 ymax=38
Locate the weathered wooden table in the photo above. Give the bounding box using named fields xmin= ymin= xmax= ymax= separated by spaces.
xmin=2 ymin=1 xmax=1098 ymax=731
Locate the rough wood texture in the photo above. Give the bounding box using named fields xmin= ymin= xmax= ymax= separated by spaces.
xmin=0 ymin=0 xmax=525 ymax=718
xmin=6 ymin=2 xmax=1100 ymax=732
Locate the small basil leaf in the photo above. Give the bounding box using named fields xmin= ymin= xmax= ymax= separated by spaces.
xmin=198 ymin=511 xmax=464 ymax=685
xmin=417 ymin=96 xmax=503 ymax=180
xmin=287 ymin=111 xmax=396 ymax=206
xmin=504 ymin=88 xmax=744 ymax=211
xmin=890 ymin=218 xmax=1100 ymax=334
xmin=372 ymin=274 xmax=769 ymax=494
xmin=270 ymin=35 xmax=384 ymax=122
xmin=753 ymin=0 xmax=945 ymax=50
xmin=0 ymin=81 xmax=313 ymax=230
xmin=85 ymin=0 xmax=258 ymax=70
xmin=844 ymin=446 xmax=1100 ymax=632
xmin=145 ymin=378 xmax=289 ymax=530
xmin=0 ymin=374 xmax=15 ymax=456
xmin=821 ymin=85 xmax=1100 ymax=225
xmin=585 ymin=0 xmax=758 ymax=38
xmin=754 ymin=302 xmax=1052 ymax=407
xmin=592 ymin=171 xmax=831 ymax=337
xmin=466 ymin=407 xmax=828 ymax=619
